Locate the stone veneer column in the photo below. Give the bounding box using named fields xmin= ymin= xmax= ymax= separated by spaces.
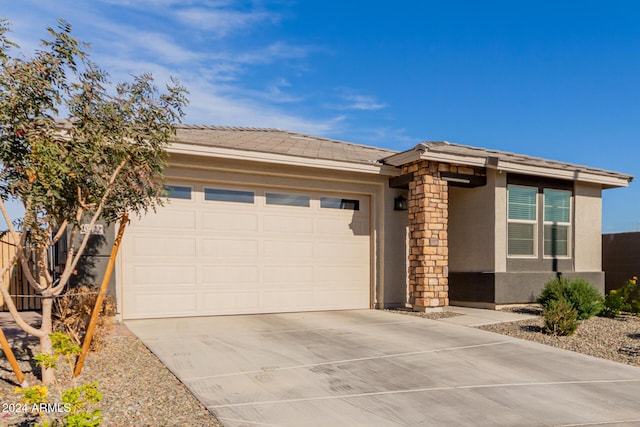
xmin=403 ymin=160 xmax=450 ymax=310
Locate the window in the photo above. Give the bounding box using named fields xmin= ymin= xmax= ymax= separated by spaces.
xmin=205 ymin=188 xmax=254 ymax=204
xmin=320 ymin=197 xmax=360 ymax=210
xmin=544 ymin=189 xmax=571 ymax=257
xmin=164 ymin=185 xmax=191 ymax=200
xmin=265 ymin=193 xmax=310 ymax=207
xmin=507 ymin=185 xmax=537 ymax=256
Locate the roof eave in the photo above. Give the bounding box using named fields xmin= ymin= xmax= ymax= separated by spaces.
xmin=381 ymin=145 xmax=633 ymax=188
xmin=168 ymin=142 xmax=401 ymax=176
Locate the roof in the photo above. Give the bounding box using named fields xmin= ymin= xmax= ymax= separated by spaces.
xmin=382 ymin=141 xmax=634 ymax=188
xmin=172 ymin=125 xmax=396 ymax=165
xmin=55 ymin=119 xmax=633 ymax=187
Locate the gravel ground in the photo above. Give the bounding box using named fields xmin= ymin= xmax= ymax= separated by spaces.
xmin=389 ymin=305 xmax=640 ymax=367
xmin=478 ymin=306 xmax=640 ymax=367
xmin=0 ymin=320 xmax=222 ymax=427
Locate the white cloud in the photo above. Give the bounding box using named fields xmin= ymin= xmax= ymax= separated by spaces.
xmin=6 ymin=0 xmax=368 ymax=141
xmin=344 ymin=95 xmax=387 ymax=111
xmin=174 ymin=7 xmax=279 ymax=38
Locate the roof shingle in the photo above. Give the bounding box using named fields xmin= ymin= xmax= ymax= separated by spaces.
xmin=173 ymin=125 xmax=395 ymax=165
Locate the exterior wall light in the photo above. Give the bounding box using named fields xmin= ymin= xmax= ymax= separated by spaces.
xmin=394 ymin=196 xmax=408 ymax=211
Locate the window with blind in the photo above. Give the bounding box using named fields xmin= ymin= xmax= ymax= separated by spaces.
xmin=507 ymin=185 xmax=537 ymax=256
xmin=544 ymin=189 xmax=571 ymax=257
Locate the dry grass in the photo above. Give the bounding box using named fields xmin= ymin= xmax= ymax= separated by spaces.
xmin=52 ymin=286 xmax=117 ymax=352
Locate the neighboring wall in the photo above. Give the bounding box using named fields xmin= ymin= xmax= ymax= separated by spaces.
xmin=449 ymin=179 xmax=495 ymax=272
xmin=574 ymin=182 xmax=602 ymax=272
xmin=603 ymin=232 xmax=640 ymax=293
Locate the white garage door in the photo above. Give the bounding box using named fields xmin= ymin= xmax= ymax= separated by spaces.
xmin=120 ymin=182 xmax=371 ymax=319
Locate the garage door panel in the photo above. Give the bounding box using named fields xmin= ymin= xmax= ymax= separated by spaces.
xmin=261 ymin=290 xmax=315 ymax=309
xmin=130 ymin=209 xmax=196 ymax=230
xmin=199 ymin=292 xmax=259 ymax=314
xmin=133 ymin=237 xmax=196 ymax=257
xmin=263 ymin=266 xmax=314 ymax=283
xmin=202 ymin=266 xmax=259 ymax=284
xmin=317 ymin=218 xmax=358 ymax=235
xmin=263 ymin=240 xmax=314 ymax=258
xmin=318 ymin=266 xmax=365 ymax=283
xmin=202 ymin=239 xmax=259 ymax=257
xmin=315 ymin=289 xmax=369 ymax=308
xmin=127 ymin=292 xmax=198 ymax=318
xmin=201 ymin=212 xmax=258 ymax=232
xmin=131 ymin=265 xmax=197 ymax=286
xmin=263 ymin=215 xmax=314 ymax=233
xmin=316 ymin=241 xmax=368 ymax=258
xmin=122 ymin=185 xmax=371 ymax=319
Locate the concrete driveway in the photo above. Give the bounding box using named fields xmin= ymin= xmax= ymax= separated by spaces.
xmin=126 ymin=309 xmax=640 ymax=426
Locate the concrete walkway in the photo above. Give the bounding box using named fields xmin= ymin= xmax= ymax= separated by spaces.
xmin=127 ymin=309 xmax=640 ymax=426
xmin=442 ymin=306 xmax=535 ymax=326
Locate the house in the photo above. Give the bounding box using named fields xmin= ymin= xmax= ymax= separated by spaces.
xmin=114 ymin=125 xmax=633 ymax=319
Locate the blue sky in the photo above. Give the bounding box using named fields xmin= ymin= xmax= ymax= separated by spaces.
xmin=2 ymin=0 xmax=639 ymax=231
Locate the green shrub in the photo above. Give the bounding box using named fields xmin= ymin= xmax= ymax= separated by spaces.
xmin=543 ymin=298 xmax=579 ymax=336
xmin=537 ymin=277 xmax=603 ymax=320
xmin=601 ymin=276 xmax=640 ymax=317
xmin=537 ymin=276 xmax=570 ymax=309
xmin=601 ymin=289 xmax=625 ymax=318
xmin=568 ymin=278 xmax=604 ymax=319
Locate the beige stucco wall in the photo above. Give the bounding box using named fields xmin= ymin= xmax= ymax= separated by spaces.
xmin=574 ymin=182 xmax=603 ymax=272
xmin=380 ymin=186 xmax=409 ymax=307
xmin=493 ymin=170 xmax=508 ymax=272
xmin=448 ymin=179 xmax=495 ymax=272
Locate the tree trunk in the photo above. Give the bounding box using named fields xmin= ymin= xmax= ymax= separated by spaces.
xmin=39 ymin=297 xmax=55 ymax=384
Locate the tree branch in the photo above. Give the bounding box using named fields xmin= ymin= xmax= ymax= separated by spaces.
xmin=50 ymin=219 xmax=69 ymax=246
xmin=0 ymin=271 xmax=44 ymax=337
xmin=8 ymin=199 xmax=46 ymax=292
xmin=0 ymin=198 xmax=20 ymax=246
xmin=56 ymin=158 xmax=128 ymax=291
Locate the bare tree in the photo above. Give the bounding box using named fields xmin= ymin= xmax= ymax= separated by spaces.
xmin=0 ymin=18 xmax=188 ymax=383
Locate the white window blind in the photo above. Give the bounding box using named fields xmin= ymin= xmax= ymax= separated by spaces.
xmin=507 ymin=185 xmax=537 ymax=256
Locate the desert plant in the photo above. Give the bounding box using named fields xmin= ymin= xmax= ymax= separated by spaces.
xmin=601 ymin=289 xmax=626 ymax=318
xmin=0 ymin=18 xmax=187 ymax=383
xmin=543 ymin=298 xmax=579 ymax=336
xmin=15 ymin=332 xmax=103 ymax=426
xmin=53 ymin=286 xmax=117 ymax=352
xmin=601 ymin=276 xmax=640 ymax=317
xmin=537 ymin=277 xmax=603 ymax=320
xmin=537 ymin=276 xmax=571 ymax=308
xmin=567 ymin=278 xmax=604 ymax=320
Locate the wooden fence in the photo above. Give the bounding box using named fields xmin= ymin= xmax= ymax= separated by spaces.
xmin=0 ymin=235 xmax=41 ymax=311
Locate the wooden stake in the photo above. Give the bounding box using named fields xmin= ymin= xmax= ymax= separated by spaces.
xmin=74 ymin=214 xmax=128 ymax=377
xmin=0 ymin=325 xmax=27 ymax=386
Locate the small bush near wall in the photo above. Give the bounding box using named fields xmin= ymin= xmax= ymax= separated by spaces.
xmin=601 ymin=277 xmax=640 ymax=317
xmin=543 ymin=298 xmax=579 ymax=336
xmin=53 ymin=285 xmax=117 ymax=351
xmin=537 ymin=277 xmax=604 ymax=320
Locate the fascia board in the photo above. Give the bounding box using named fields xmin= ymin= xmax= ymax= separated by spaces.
xmin=419 ymin=152 xmax=488 ymax=167
xmin=394 ymin=149 xmax=630 ymax=188
xmin=497 ymin=161 xmax=631 ymax=188
xmin=168 ymin=143 xmax=401 ymax=176
xmin=382 ymin=150 xmax=421 ymax=166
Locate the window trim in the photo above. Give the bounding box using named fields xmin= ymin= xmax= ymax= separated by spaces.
xmin=543 ymin=189 xmax=572 ymax=259
xmin=507 ymin=184 xmax=538 ymax=258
